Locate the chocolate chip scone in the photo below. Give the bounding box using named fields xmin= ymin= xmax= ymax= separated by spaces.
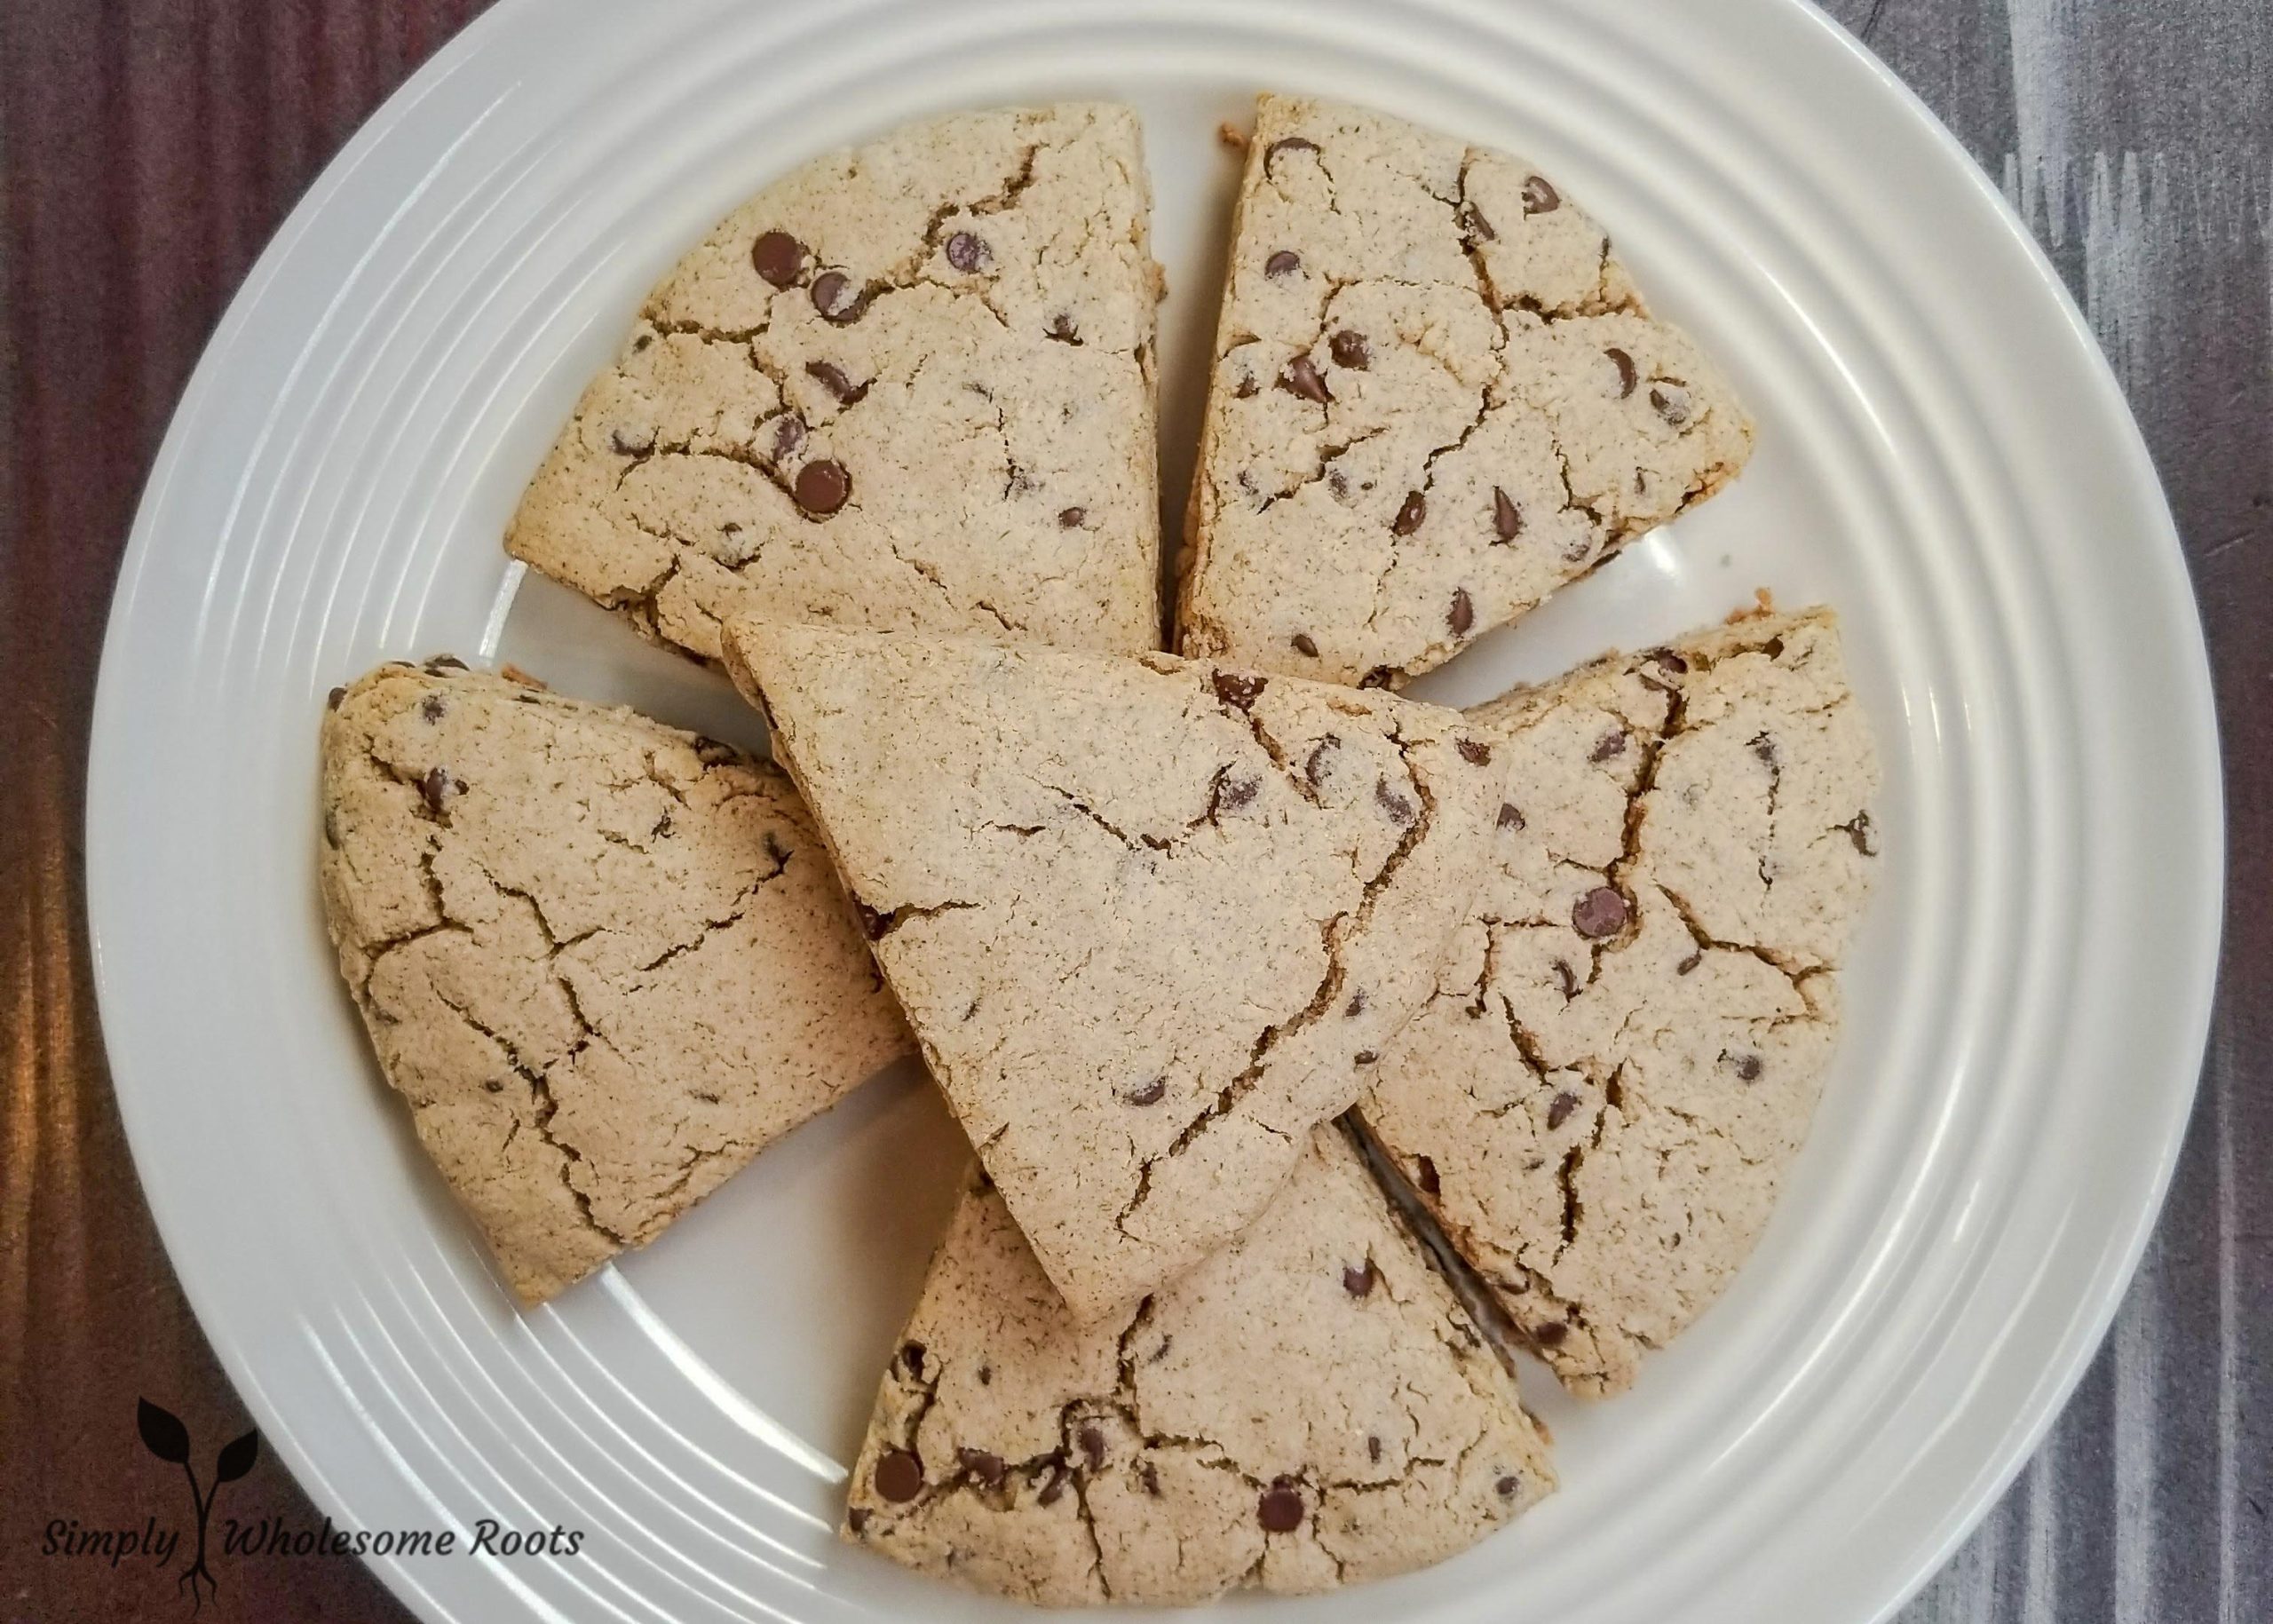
xmin=842 ymin=1125 xmax=1554 ymax=1605
xmin=1354 ymin=608 xmax=1878 ymax=1395
xmin=508 ymin=103 xmax=1163 ymax=661
xmin=317 ymin=660 xmax=910 ymax=1303
xmin=1178 ymin=94 xmax=1754 ymax=686
xmin=720 ymin=619 xmax=1501 ymax=1322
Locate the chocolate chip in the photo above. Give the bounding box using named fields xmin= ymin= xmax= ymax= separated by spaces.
xmin=1532 ymin=1321 xmax=1570 ymax=1347
xmin=1493 ymin=486 xmax=1523 ymax=542
xmin=1277 ymin=354 xmax=1331 ymax=404
xmin=1448 ymin=588 xmax=1474 ymax=635
xmin=1150 ymin=1335 xmax=1173 ymax=1364
xmin=1047 ymin=313 xmax=1081 ymax=344
xmin=810 ymin=271 xmax=861 ymax=321
xmin=418 ymin=766 xmax=455 ymax=818
xmin=1212 ymin=670 xmax=1267 ymax=710
xmin=959 ymin=1447 xmax=1006 ymax=1490
xmin=424 ymin=654 xmax=468 ymax=673
xmin=1264 ymin=249 xmax=1303 ymax=278
xmin=1291 ymin=632 xmax=1319 ymax=657
xmin=1458 ymin=738 xmax=1493 ymax=765
xmin=1367 ymin=1436 xmax=1383 ymax=1463
xmin=751 ymin=230 xmax=806 ymax=287
xmin=1139 ymin=1462 xmax=1161 ymax=1496
xmin=1303 ymin=735 xmax=1338 ymax=786
xmin=1605 ymin=347 xmax=1637 ymax=398
xmin=1354 ymin=1050 xmax=1379 ymax=1066
xmin=1730 ymin=1051 xmax=1764 ymax=1081
xmin=1037 ymin=1463 xmax=1069 ymax=1506
xmin=1344 ymin=990 xmax=1366 ymax=1018
xmin=1752 ymin=734 xmax=1780 ymax=767
xmin=874 ymin=1450 xmax=923 ymax=1502
xmin=977 ymin=1365 xmax=993 ymax=1386
xmin=1414 ymin=1155 xmax=1440 ymax=1196
xmin=609 ymin=424 xmax=654 ymax=456
xmin=1218 ymin=776 xmax=1260 ymax=812
xmin=1257 ymin=1479 xmax=1305 ymax=1533
xmin=945 ymin=231 xmax=990 ymax=273
xmin=1521 ymin=175 xmax=1561 ymax=215
xmin=804 ymin=360 xmax=867 ymax=405
xmin=1127 ymin=1076 xmax=1167 ymax=1106
xmin=1499 ymin=802 xmax=1526 ymax=830
xmin=794 ymin=458 xmax=851 ymax=516
xmin=1459 ymin=201 xmax=1497 ymax=242
xmin=771 ymin=414 xmax=807 ymax=458
xmin=1547 ymin=1090 xmax=1580 ymax=1130
xmin=1329 ymin=329 xmax=1371 ymax=368
xmin=1553 ymin=958 xmax=1579 ymax=999
xmin=1392 ymin=491 xmax=1427 ymax=535
xmin=901 ymin=1341 xmax=925 ymax=1376
xmin=326 ymin=685 xmax=346 ymax=710
xmin=653 ymin=810 xmax=675 ymax=839
xmin=1676 ymin=952 xmax=1702 ymax=976
xmin=1057 ymin=506 xmax=1086 ymax=528
xmin=846 ymin=1507 xmax=870 ymax=1533
xmin=632 ymin=332 xmax=652 ymax=352
xmin=1650 ymin=382 xmax=1692 ymax=426
xmin=1562 ymin=535 xmax=1595 ymax=563
xmin=1232 ymin=373 xmax=1259 ymax=399
xmin=1374 ymin=777 xmax=1414 ymax=823
xmin=1497 ymin=1473 xmax=1525 ymax=1498
xmin=1591 ymin=730 xmax=1627 ymax=762
xmin=1342 ymin=1260 xmax=1377 ymax=1296
xmin=420 ymin=694 xmax=446 ymax=723
xmin=1572 ymin=886 xmax=1629 ymax=939
xmin=1846 ymin=811 xmax=1877 ymax=855
xmin=1327 ymin=467 xmax=1350 ymax=497
xmin=1263 ymin=136 xmax=1319 ymax=174
xmin=1078 ymin=1426 xmax=1106 ymax=1471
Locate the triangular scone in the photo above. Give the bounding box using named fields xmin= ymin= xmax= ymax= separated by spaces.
xmin=722 ymin=620 xmax=1501 ymax=1321
xmin=318 ymin=660 xmax=910 ymax=1302
xmin=1177 ymin=94 xmax=1754 ymax=686
xmin=842 ymin=1127 xmax=1554 ymax=1606
xmin=1354 ymin=609 xmax=1879 ymax=1394
xmin=507 ymin=103 xmax=1163 ymax=662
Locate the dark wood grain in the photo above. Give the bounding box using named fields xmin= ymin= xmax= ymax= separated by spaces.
xmin=3 ymin=3 xmax=2265 ymax=1621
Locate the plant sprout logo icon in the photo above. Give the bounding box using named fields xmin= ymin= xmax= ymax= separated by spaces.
xmin=137 ymin=1398 xmax=259 ymax=1613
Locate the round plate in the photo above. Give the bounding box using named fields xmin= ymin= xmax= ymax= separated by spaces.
xmin=88 ymin=0 xmax=2221 ymax=1620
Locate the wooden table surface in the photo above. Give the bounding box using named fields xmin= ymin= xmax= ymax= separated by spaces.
xmin=4 ymin=3 xmax=2265 ymax=1620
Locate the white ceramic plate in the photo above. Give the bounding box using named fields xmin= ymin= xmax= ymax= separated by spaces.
xmin=87 ymin=0 xmax=2221 ymax=1620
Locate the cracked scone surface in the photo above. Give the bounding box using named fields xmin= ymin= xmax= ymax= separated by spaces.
xmin=843 ymin=1126 xmax=1554 ymax=1605
xmin=1355 ymin=609 xmax=1879 ymax=1395
xmin=317 ymin=661 xmax=910 ymax=1303
xmin=1177 ymin=94 xmax=1754 ymax=686
xmin=721 ymin=619 xmax=1501 ymax=1322
xmin=506 ymin=103 xmax=1163 ymax=661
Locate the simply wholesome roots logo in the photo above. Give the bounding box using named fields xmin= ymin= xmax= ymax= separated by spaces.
xmin=136 ymin=1398 xmax=258 ymax=1611
xmin=36 ymin=1397 xmax=589 ymax=1614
